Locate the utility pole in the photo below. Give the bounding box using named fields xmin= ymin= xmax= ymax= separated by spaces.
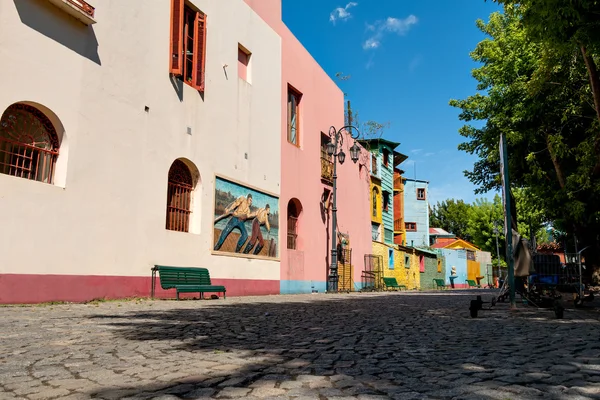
xmin=493 ymin=220 xmax=501 ymax=286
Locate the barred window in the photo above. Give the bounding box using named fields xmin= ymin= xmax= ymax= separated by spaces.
xmin=166 ymin=160 xmax=194 ymax=232
xmin=0 ymin=104 xmax=59 ymax=184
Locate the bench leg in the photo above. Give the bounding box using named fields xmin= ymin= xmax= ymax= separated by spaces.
xmin=176 ymin=291 xmax=180 ymax=301
xmin=223 ymin=291 xmax=226 ymax=300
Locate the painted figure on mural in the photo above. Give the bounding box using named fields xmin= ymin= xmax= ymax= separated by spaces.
xmin=214 ymin=193 xmax=253 ymax=253
xmin=243 ymin=204 xmax=271 ymax=255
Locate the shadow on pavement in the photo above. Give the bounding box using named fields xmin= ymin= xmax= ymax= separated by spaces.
xmin=86 ymin=291 xmax=600 ymax=399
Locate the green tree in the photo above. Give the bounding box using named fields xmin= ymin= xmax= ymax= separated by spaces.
xmin=450 ymin=6 xmax=600 ymax=281
xmin=429 ymin=199 xmax=473 ymax=242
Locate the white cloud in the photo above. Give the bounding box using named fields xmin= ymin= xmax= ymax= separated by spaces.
xmin=424 ymin=152 xmax=435 ymax=157
xmin=330 ymin=2 xmax=358 ymax=24
xmin=410 ymin=149 xmax=423 ymax=154
xmin=363 ymin=15 xmax=418 ymax=50
xmin=409 ymin=55 xmax=423 ymax=72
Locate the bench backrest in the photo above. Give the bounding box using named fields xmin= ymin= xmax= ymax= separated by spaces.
xmin=383 ymin=277 xmax=398 ymax=286
xmin=154 ymin=265 xmax=212 ymax=289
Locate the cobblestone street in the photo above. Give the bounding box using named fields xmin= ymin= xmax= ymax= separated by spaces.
xmin=2 ymin=290 xmax=600 ymax=400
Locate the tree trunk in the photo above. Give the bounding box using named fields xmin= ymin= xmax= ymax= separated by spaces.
xmin=545 ymin=132 xmax=566 ymax=188
xmin=580 ymin=45 xmax=600 ymax=175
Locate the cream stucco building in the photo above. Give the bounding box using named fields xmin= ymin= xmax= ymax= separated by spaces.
xmin=0 ymin=0 xmax=282 ymax=303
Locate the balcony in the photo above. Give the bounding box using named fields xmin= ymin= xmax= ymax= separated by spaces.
xmin=394 ymin=174 xmax=403 ymax=191
xmin=47 ymin=0 xmax=96 ymax=24
xmin=394 ymin=218 xmax=404 ymax=233
xmin=321 ymin=155 xmax=333 ymax=184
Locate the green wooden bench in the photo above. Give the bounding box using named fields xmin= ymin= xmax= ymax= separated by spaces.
xmin=433 ymin=278 xmax=446 ymax=289
xmin=151 ymin=265 xmax=226 ymax=300
xmin=382 ymin=277 xmax=407 ymax=291
xmin=466 ymin=279 xmax=481 ymax=288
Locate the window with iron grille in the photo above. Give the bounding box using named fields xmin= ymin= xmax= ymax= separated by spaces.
xmin=417 ymin=187 xmax=426 ymax=200
xmin=287 ymin=200 xmax=300 ymax=250
xmin=166 ymin=160 xmax=194 ymax=232
xmin=169 ymin=0 xmax=207 ymax=91
xmin=0 ymin=104 xmax=59 ymax=184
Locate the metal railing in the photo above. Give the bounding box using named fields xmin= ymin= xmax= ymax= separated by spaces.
xmin=0 ymin=138 xmax=58 ymax=184
xmin=67 ymin=0 xmax=95 ymax=17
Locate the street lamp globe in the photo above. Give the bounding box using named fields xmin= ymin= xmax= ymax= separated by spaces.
xmin=350 ymin=142 xmax=360 ymax=163
xmin=338 ymin=150 xmax=346 ymax=164
xmin=326 ymin=141 xmax=336 ymax=156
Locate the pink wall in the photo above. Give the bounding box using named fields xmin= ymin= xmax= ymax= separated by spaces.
xmin=246 ymin=0 xmax=372 ymax=291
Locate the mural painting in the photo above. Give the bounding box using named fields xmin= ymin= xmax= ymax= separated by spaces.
xmin=213 ymin=176 xmax=279 ymax=259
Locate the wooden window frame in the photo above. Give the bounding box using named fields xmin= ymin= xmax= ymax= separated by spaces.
xmin=287 ymin=85 xmax=301 ymax=146
xmin=372 ymin=188 xmax=379 ymax=217
xmin=405 ymin=222 xmax=417 ymax=232
xmin=382 ymin=191 xmax=390 ymax=212
xmin=169 ymin=0 xmax=207 ymax=91
xmin=382 ymin=149 xmax=390 ymax=167
xmin=166 ymin=160 xmax=194 ymax=232
xmin=238 ymin=44 xmax=251 ymax=81
xmin=417 ymin=187 xmax=426 ymax=200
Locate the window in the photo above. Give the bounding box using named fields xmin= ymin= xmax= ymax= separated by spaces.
xmin=417 ymin=188 xmax=426 ymax=200
xmin=287 ymin=199 xmax=302 ymax=249
xmin=383 ymin=148 xmax=390 ymax=167
xmin=287 ymin=86 xmax=301 ymax=146
xmin=320 ymin=133 xmax=333 ymax=183
xmin=371 ymin=223 xmax=380 ymax=241
xmin=437 ymin=259 xmax=442 ymax=273
xmin=388 ymin=249 xmax=394 ymax=270
xmin=405 ymin=255 xmax=410 ymax=269
xmin=372 ymin=188 xmax=379 ymax=217
xmin=382 ymin=191 xmax=390 ymax=212
xmin=0 ymin=104 xmax=59 ymax=184
xmin=169 ymin=0 xmax=207 ymax=91
xmin=238 ymin=44 xmax=251 ymax=81
xmin=371 ymin=154 xmax=378 ymax=176
xmin=166 ymin=160 xmax=194 ymax=232
xmin=405 ymin=222 xmax=417 ymax=232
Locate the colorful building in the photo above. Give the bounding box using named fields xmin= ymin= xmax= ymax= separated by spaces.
xmin=403 ymin=178 xmax=430 ymax=247
xmin=0 ymin=0 xmax=287 ymax=303
xmin=246 ymin=0 xmax=372 ymax=294
xmin=432 ymin=237 xmax=490 ymax=287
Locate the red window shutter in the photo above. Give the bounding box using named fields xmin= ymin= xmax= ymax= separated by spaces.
xmin=169 ymin=0 xmax=184 ymax=75
xmin=192 ymin=13 xmax=207 ymax=91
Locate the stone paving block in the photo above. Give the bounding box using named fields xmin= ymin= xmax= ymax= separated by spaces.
xmin=28 ymin=388 xmax=72 ymax=399
xmin=215 ymin=386 xmax=252 ymax=398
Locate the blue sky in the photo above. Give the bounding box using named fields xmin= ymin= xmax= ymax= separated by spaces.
xmin=282 ymin=0 xmax=502 ymax=206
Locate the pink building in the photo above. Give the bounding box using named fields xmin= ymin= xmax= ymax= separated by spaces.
xmin=246 ymin=0 xmax=372 ymax=293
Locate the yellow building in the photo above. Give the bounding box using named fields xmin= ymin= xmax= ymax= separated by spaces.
xmin=372 ymin=241 xmax=421 ymax=290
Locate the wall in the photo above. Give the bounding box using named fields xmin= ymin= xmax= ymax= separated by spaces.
xmin=372 ymin=242 xmax=420 ymax=290
xmin=0 ymin=0 xmax=282 ymax=303
xmin=419 ymin=253 xmax=445 ymax=290
xmin=441 ymin=249 xmax=468 ymax=288
xmin=246 ymin=0 xmax=372 ymax=294
xmin=379 ymin=146 xmax=394 ymax=245
xmin=393 ymin=170 xmax=405 ymax=246
xmin=403 ymin=178 xmax=429 ymax=247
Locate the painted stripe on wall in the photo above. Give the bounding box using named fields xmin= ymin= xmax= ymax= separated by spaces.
xmin=0 ymin=274 xmax=279 ymax=304
xmin=280 ymin=280 xmax=326 ymax=294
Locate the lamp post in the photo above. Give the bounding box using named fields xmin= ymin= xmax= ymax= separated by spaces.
xmin=493 ymin=220 xmax=501 ymax=285
xmin=326 ymin=125 xmax=361 ymax=292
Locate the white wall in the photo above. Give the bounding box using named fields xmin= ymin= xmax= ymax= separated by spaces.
xmin=0 ymin=0 xmax=281 ymax=280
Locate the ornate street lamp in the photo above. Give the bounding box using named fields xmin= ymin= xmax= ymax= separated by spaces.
xmin=326 ymin=125 xmax=361 ymax=292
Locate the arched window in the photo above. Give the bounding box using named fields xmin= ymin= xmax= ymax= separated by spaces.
xmin=166 ymin=159 xmax=194 ymax=232
xmin=287 ymin=198 xmax=303 ymax=250
xmin=0 ymin=104 xmax=60 ymax=184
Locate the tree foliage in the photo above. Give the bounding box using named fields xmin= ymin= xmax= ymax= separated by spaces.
xmin=450 ymin=4 xmax=600 ymax=280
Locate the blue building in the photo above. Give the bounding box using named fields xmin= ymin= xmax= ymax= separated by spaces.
xmin=402 ymin=178 xmax=430 ymax=247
